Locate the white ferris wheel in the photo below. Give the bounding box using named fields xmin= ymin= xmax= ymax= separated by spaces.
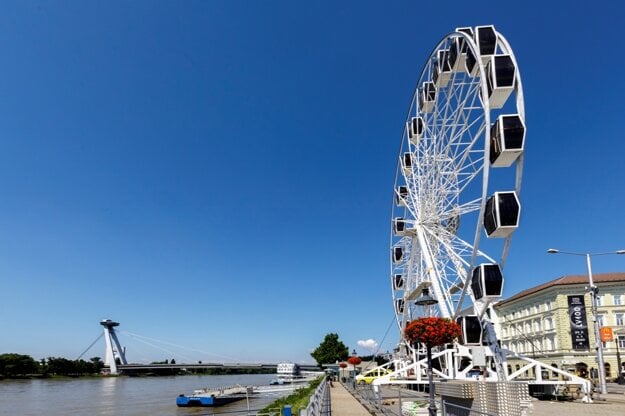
xmin=390 ymin=25 xmax=525 ymax=357
xmin=380 ymin=27 xmax=593 ymax=397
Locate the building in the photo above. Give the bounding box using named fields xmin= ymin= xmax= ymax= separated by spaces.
xmin=494 ymin=273 xmax=625 ymax=380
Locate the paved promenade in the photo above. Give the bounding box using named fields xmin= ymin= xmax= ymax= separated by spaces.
xmin=530 ymin=390 xmax=625 ymax=416
xmin=329 ymin=382 xmax=371 ymax=416
xmin=330 ymin=381 xmax=625 ymax=416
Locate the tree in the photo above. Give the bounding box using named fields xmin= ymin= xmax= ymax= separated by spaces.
xmin=0 ymin=353 xmax=39 ymax=376
xmin=310 ymin=333 xmax=348 ymax=366
xmin=90 ymin=357 xmax=104 ymax=373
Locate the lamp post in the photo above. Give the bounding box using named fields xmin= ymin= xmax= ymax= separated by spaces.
xmin=547 ymin=248 xmax=625 ymax=395
xmin=415 ymin=288 xmax=439 ymax=416
xmin=348 ymin=350 xmax=361 ymax=390
xmin=615 ymin=328 xmax=625 ymax=384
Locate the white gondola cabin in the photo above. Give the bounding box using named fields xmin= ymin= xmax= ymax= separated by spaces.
xmin=407 ymin=116 xmax=424 ymax=145
xmin=433 ymin=49 xmax=452 ymax=88
xmin=456 ymin=315 xmax=483 ymax=345
xmin=490 ymin=114 xmax=525 ymax=167
xmin=393 ymin=274 xmax=404 ymax=290
xmin=396 ymin=299 xmax=404 ymax=314
xmin=474 ymin=25 xmax=498 ymax=65
xmin=395 ymin=185 xmax=408 ymax=207
xmin=465 ymin=46 xmax=479 ymax=77
xmin=402 ymin=152 xmax=414 ymax=176
xmin=483 ymin=191 xmax=521 ymax=238
xmin=449 ymin=27 xmax=474 ymax=72
xmin=393 ymin=247 xmax=404 ymax=263
xmin=393 ymin=217 xmax=409 ymax=236
xmin=419 ymin=82 xmax=436 ymax=113
xmin=471 ymin=264 xmax=504 ymax=300
xmin=485 ymin=54 xmax=516 ymax=109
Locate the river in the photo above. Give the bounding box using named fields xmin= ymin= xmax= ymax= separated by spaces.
xmin=0 ymin=374 xmax=289 ymax=416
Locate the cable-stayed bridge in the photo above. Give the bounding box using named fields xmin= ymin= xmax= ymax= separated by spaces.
xmin=81 ymin=319 xmax=318 ymax=375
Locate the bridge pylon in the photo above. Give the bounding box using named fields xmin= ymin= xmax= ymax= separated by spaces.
xmin=100 ymin=319 xmax=128 ymax=375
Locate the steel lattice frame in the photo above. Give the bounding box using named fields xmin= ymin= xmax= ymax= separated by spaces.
xmin=390 ymin=28 xmax=525 ymax=348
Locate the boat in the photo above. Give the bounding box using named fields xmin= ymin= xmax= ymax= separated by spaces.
xmin=269 ymin=362 xmax=323 ymax=385
xmin=176 ymin=385 xmax=253 ymax=407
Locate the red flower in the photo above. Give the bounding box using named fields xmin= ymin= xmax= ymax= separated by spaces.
xmin=347 ymin=356 xmax=362 ymax=366
xmin=404 ymin=317 xmax=461 ymax=347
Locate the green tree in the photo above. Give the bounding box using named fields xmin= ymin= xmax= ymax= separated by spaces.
xmin=90 ymin=357 xmax=104 ymax=373
xmin=310 ymin=333 xmax=348 ymax=366
xmin=0 ymin=353 xmax=39 ymax=376
xmin=46 ymin=357 xmax=76 ymax=375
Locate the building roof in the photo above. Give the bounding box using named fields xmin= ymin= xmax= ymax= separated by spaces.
xmin=497 ymin=272 xmax=625 ymax=306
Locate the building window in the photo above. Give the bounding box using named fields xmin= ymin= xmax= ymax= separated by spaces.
xmin=545 ymin=336 xmax=554 ymax=351
xmin=616 ymin=313 xmax=624 ymax=326
xmin=597 ymin=314 xmax=607 ymax=327
xmin=596 ymin=295 xmax=604 ymax=306
xmin=544 ymin=317 xmax=553 ymax=330
xmin=618 ymin=336 xmax=625 ymax=349
xmin=615 ymin=294 xmax=623 ymax=305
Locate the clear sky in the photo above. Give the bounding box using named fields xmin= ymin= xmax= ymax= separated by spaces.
xmin=1 ymin=1 xmax=624 ymax=364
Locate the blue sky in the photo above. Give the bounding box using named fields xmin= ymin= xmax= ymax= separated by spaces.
xmin=1 ymin=1 xmax=625 ymax=364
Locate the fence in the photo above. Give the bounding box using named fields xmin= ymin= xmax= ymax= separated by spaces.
xmin=440 ymin=400 xmax=496 ymax=416
xmin=351 ymin=384 xmax=497 ymax=416
xmin=299 ymin=378 xmax=331 ymax=416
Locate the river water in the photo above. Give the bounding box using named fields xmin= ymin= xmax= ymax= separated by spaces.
xmin=0 ymin=374 xmax=287 ymax=416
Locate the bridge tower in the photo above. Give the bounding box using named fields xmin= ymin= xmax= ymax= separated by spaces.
xmin=100 ymin=319 xmax=128 ymax=375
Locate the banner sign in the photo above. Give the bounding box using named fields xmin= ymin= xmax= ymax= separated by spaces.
xmin=568 ymin=295 xmax=590 ymax=350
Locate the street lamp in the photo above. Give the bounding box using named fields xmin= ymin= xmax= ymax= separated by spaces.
xmin=547 ymin=248 xmax=625 ymax=395
xmin=415 ymin=288 xmax=439 ymax=416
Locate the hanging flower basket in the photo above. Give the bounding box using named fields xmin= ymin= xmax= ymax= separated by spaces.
xmin=347 ymin=356 xmax=362 ymax=366
xmin=339 ymin=362 xmax=347 ymax=368
xmin=404 ymin=317 xmax=461 ymax=347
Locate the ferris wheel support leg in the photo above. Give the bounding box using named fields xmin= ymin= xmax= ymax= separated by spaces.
xmin=484 ymin=320 xmax=507 ymax=381
xmin=415 ymin=226 xmax=452 ymax=318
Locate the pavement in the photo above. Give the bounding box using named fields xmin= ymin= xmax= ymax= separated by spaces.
xmin=331 ymin=381 xmax=625 ymax=416
xmin=329 ymin=381 xmax=372 ymax=416
xmin=529 ymin=384 xmax=625 ymax=416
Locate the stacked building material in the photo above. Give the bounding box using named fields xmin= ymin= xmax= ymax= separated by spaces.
xmin=437 ymin=380 xmax=532 ymax=416
xmin=435 ymin=380 xmax=476 ymax=399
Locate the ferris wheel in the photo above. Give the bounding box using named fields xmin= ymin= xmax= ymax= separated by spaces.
xmin=390 ymin=26 xmax=525 ymax=349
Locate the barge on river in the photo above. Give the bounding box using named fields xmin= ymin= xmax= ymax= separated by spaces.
xmin=176 ymin=385 xmax=253 ymax=407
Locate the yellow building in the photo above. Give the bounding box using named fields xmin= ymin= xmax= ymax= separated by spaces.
xmin=494 ymin=273 xmax=625 ymax=380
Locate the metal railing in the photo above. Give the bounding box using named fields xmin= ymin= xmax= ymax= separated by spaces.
xmin=352 ymin=383 xmax=500 ymax=416
xmin=440 ymin=400 xmax=495 ymax=416
xmin=299 ymin=379 xmax=331 ymax=416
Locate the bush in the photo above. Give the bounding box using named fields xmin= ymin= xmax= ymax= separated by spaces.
xmin=260 ymin=377 xmax=323 ymax=414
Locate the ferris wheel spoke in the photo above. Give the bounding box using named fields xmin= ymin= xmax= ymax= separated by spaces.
xmin=422 ymin=224 xmax=496 ymax=267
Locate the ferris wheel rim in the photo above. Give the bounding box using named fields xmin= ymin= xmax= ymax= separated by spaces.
xmin=390 ymin=26 xmax=525 ymax=341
